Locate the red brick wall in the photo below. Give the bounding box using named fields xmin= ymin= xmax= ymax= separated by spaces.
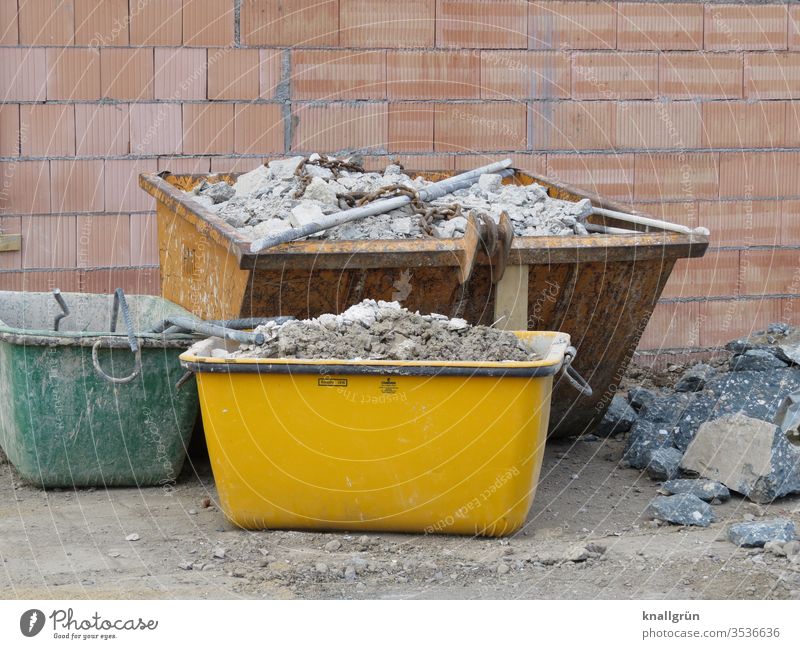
xmin=1 ymin=1 xmax=799 ymax=351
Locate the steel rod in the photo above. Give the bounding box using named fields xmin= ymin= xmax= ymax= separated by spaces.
xmin=591 ymin=206 xmax=710 ymax=236
xmin=584 ymin=222 xmax=639 ymax=235
xmin=250 ymin=159 xmax=514 ymax=253
xmin=164 ymin=316 xmax=265 ymax=345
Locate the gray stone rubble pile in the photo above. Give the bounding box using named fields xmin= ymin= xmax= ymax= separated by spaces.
xmin=184 ymin=155 xmax=594 ymax=241
xmin=597 ymin=323 xmax=800 ymax=537
xmin=225 ymin=299 xmax=540 ymax=363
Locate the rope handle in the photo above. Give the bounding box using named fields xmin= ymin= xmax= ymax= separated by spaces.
xmin=560 ymin=346 xmax=593 ymax=397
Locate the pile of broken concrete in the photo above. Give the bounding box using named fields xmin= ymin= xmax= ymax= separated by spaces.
xmin=597 ymin=323 xmax=800 ymax=548
xmin=184 ymin=155 xmax=594 ymax=242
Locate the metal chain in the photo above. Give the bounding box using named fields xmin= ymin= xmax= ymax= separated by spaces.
xmin=292 ymin=155 xmax=366 ymax=198
xmin=296 ymin=165 xmax=502 ymax=243
xmin=336 ymin=183 xmax=468 ymax=237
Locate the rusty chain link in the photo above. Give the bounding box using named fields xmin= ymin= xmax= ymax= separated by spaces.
xmin=293 ymin=159 xmax=504 ymax=246
xmin=335 ymin=183 xmax=468 ymax=237
xmin=292 ymin=154 xmax=366 ymax=198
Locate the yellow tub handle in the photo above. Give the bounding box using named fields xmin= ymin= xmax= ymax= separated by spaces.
xmin=561 ymin=346 xmax=593 ymax=397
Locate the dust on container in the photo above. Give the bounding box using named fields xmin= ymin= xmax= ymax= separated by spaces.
xmin=180 ymin=331 xmax=572 ymax=537
xmin=0 ymin=291 xmax=199 ymax=488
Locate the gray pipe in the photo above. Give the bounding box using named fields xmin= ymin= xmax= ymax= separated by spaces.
xmin=250 ymin=159 xmax=514 ymax=253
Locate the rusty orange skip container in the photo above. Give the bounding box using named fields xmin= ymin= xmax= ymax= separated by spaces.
xmin=180 ymin=331 xmax=571 ymax=537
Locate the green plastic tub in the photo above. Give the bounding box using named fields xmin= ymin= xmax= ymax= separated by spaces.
xmin=0 ymin=291 xmax=199 ymax=488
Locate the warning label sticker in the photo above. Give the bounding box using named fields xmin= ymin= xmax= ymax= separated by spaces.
xmin=318 ymin=377 xmax=348 ymax=387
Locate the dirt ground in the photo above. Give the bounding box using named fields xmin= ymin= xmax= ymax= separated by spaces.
xmin=2 ymin=431 xmax=799 ymax=600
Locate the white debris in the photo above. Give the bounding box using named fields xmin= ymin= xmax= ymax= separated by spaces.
xmin=306 ymin=165 xmax=334 ymax=180
xmin=436 ymin=220 xmax=457 ymax=238
xmin=182 ymin=154 xmax=599 ymax=242
xmin=289 ymin=202 xmax=325 ymax=228
xmin=250 ymin=218 xmax=291 ymax=238
xmin=233 ymin=164 xmax=272 ymax=196
xmin=390 ymin=216 xmax=413 ymax=235
xmin=193 ymin=194 xmax=215 ymax=210
xmin=340 ymin=300 xmax=382 ymax=328
xmin=268 ymin=156 xmax=305 ymax=180
xmin=450 ymin=216 xmax=468 ymax=233
xmin=447 ymin=318 xmax=469 ymax=331
xmin=302 ymin=176 xmax=338 ymax=206
xmin=201 ymin=181 xmax=235 ymax=204
xmin=478 ymin=173 xmax=503 ymax=193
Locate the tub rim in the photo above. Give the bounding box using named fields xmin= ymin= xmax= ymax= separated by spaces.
xmin=180 ymin=330 xmax=571 ymax=378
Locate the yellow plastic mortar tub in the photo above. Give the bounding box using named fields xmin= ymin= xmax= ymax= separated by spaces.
xmin=180 ymin=331 xmax=573 ymax=537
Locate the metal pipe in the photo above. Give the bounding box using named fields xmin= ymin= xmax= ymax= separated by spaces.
xmin=113 ymin=288 xmax=139 ymax=353
xmin=161 ymin=316 xmax=265 ymax=345
xmin=591 ymin=206 xmax=710 ymax=237
xmin=584 ymin=222 xmax=639 ymax=235
xmin=209 ymin=316 xmax=295 ymax=329
xmin=250 ymin=159 xmax=514 ymax=253
xmin=147 ymin=316 xmax=292 ymax=335
xmin=52 ymin=289 xmax=70 ymax=332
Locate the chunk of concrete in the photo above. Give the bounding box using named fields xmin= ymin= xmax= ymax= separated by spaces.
xmin=645 ymin=446 xmax=683 ymax=481
xmin=729 ymin=349 xmax=788 ymax=372
xmin=201 ymin=180 xmax=235 ymax=204
xmin=646 ymin=494 xmax=715 ymax=527
xmin=449 ymin=216 xmax=468 ymax=233
xmin=234 ymin=164 xmax=272 ymax=196
xmin=726 ymin=325 xmax=800 ymax=365
xmin=675 ymin=363 xmax=717 ymax=392
xmin=390 ymin=216 xmax=413 ymax=236
xmin=705 ymin=369 xmax=800 ymax=424
xmin=436 ymin=220 xmax=457 ymax=238
xmin=251 ymin=218 xmax=291 ymax=238
xmin=660 ymin=479 xmax=730 ymax=502
xmin=727 ymin=519 xmax=796 ymax=547
xmin=569 ymin=198 xmax=593 ymax=219
xmin=627 ymin=387 xmax=659 ymax=413
xmin=680 ymin=413 xmax=800 ymax=504
xmin=623 ymin=420 xmax=674 ymax=469
xmin=306 ymin=165 xmax=334 ymax=180
xmin=302 ymin=176 xmax=338 ymax=206
xmin=222 ymin=210 xmax=250 ymax=228
xmin=268 ymin=156 xmax=305 ymax=180
xmin=637 ymin=370 xmax=800 ymax=452
xmin=595 ymin=395 xmax=638 ymax=437
xmin=478 ymin=173 xmax=503 ymax=193
xmin=289 ymin=202 xmax=325 ymax=229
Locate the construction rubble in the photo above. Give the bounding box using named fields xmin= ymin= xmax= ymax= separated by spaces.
xmin=604 ymin=322 xmax=800 ymax=548
xmin=185 ymin=155 xmax=593 ymax=241
xmin=227 ymin=299 xmax=538 ymax=362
